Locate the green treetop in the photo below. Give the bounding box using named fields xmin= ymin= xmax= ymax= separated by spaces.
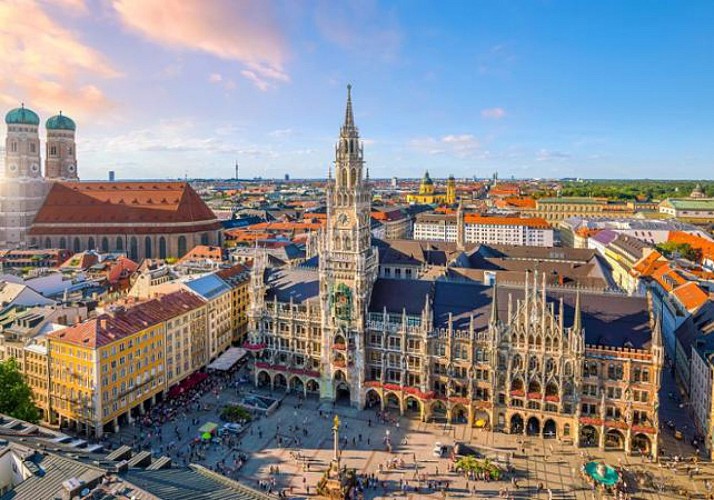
xmin=0 ymin=358 xmax=40 ymax=424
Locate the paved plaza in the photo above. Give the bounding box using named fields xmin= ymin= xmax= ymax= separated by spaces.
xmin=102 ymin=364 xmax=712 ymax=499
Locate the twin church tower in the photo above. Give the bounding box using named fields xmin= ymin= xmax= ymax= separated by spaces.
xmin=0 ymin=105 xmax=79 ymax=247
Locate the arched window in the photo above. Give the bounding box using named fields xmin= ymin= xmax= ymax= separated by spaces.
xmin=101 ymin=237 xmax=109 ymax=253
xmin=200 ymin=233 xmax=209 ymax=245
xmin=73 ymin=237 xmax=81 ymax=253
xmin=159 ymin=237 xmax=167 ymax=259
xmin=44 ymin=237 xmax=51 ymax=248
xmin=178 ymin=236 xmax=187 ymax=257
xmin=87 ymin=237 xmax=95 ymax=250
xmin=144 ymin=236 xmax=152 ymax=259
xmin=59 ymin=237 xmax=67 ymax=249
xmin=116 ymin=237 xmax=123 ymax=252
xmin=130 ymin=237 xmax=138 ymax=260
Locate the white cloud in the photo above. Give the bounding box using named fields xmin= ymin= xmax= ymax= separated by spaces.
xmin=113 ymin=0 xmax=289 ymax=90
xmin=269 ymin=128 xmax=293 ymax=138
xmin=410 ymin=134 xmax=480 ymax=158
xmin=536 ymin=149 xmax=571 ymax=161
xmin=481 ymin=107 xmax=506 ymax=119
xmin=208 ymin=73 xmax=223 ymax=84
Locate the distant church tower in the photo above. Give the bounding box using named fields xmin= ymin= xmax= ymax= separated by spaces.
xmin=45 ymin=112 xmax=78 ymax=180
xmin=318 ymin=85 xmax=379 ymax=406
xmin=0 ymin=105 xmax=50 ymax=248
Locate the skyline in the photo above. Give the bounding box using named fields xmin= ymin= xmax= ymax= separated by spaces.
xmin=2 ymin=1 xmax=714 ymax=180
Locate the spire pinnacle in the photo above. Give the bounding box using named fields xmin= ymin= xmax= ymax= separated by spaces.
xmin=344 ymin=84 xmax=355 ymax=130
xmin=573 ymin=289 xmax=582 ymax=332
xmin=490 ymin=280 xmax=499 ymax=324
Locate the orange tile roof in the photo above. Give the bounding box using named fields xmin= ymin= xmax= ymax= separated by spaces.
xmin=672 ymin=281 xmax=709 ymax=312
xmin=106 ymin=256 xmax=139 ymax=284
xmin=494 ymin=197 xmax=537 ymax=209
xmin=49 ymin=290 xmax=204 ymax=348
xmin=30 ymin=181 xmax=220 ymax=235
xmin=463 ymin=214 xmax=550 ymax=229
xmin=60 ymin=251 xmax=99 ymax=270
xmin=178 ymin=245 xmax=224 ymax=263
xmin=651 ymin=263 xmax=688 ymax=292
xmin=631 ymin=250 xmax=666 ymax=277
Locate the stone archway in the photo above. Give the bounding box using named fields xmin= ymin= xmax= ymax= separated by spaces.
xmin=580 ymin=425 xmax=598 ymax=447
xmin=605 ymin=429 xmax=625 ymax=450
xmin=273 ymin=373 xmax=287 ymax=389
xmin=404 ymin=396 xmax=421 ymax=417
xmin=257 ymin=370 xmax=270 ymax=387
xmin=473 ymin=410 xmax=490 ymax=429
xmin=527 ymin=416 xmax=541 ymax=436
xmin=430 ymin=400 xmax=448 ymax=422
xmin=385 ymin=392 xmax=401 ymax=411
xmin=510 ymin=414 xmax=524 ymax=434
xmin=543 ymin=419 xmax=557 ymax=438
xmin=632 ymin=433 xmax=651 ymax=455
xmin=365 ymin=389 xmax=382 ymax=409
xmin=451 ymin=404 xmax=468 ymax=424
xmin=335 ymin=382 xmax=351 ymax=404
xmin=289 ymin=376 xmax=304 ymax=394
xmin=306 ymin=379 xmax=320 ymax=397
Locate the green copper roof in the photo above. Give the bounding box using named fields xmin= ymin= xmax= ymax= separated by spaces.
xmin=5 ymin=105 xmax=40 ymax=126
xmin=422 ymin=170 xmax=434 ymax=185
xmin=46 ymin=113 xmax=76 ymax=131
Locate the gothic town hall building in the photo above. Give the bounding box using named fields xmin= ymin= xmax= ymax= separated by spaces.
xmin=247 ymin=87 xmax=664 ymax=457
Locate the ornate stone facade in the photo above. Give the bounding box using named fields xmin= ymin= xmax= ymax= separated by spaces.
xmin=247 ymin=86 xmax=664 ymax=457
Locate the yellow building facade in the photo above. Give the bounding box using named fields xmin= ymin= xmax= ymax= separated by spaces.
xmin=406 ymin=171 xmax=456 ymax=205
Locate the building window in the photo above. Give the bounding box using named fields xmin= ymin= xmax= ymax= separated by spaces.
xmin=178 ymin=236 xmax=187 ymax=257
xmin=50 ymin=146 xmax=57 ymax=156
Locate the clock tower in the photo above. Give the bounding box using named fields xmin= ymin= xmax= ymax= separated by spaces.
xmin=319 ymin=85 xmax=378 ymax=405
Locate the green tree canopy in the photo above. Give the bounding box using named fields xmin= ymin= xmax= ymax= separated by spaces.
xmin=655 ymin=242 xmax=701 ymax=262
xmin=0 ymin=358 xmax=40 ymax=423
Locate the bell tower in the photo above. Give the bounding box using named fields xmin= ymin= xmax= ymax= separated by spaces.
xmin=319 ymin=85 xmax=378 ymax=405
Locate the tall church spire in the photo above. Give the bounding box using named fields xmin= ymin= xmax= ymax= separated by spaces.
xmin=342 ymin=84 xmax=356 ymax=136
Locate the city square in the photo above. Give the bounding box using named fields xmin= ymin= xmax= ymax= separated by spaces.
xmin=100 ymin=361 xmax=709 ymax=499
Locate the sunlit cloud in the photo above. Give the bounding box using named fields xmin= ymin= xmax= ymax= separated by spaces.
xmin=113 ymin=0 xmax=289 ymax=90
xmin=0 ymin=0 xmax=120 ymax=120
xmin=481 ymin=107 xmax=506 ymax=119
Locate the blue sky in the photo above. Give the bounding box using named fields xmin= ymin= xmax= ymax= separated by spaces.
xmin=2 ymin=0 xmax=713 ymax=180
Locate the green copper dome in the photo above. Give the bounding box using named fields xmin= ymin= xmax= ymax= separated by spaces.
xmin=422 ymin=170 xmax=434 ymax=185
xmin=5 ymin=105 xmax=40 ymax=126
xmin=46 ymin=112 xmax=76 ymax=131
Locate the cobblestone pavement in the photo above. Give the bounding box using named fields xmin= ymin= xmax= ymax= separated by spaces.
xmin=102 ymin=367 xmax=710 ymax=499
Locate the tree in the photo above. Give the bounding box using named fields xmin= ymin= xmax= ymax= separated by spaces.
xmin=655 ymin=242 xmax=701 ymax=262
xmin=0 ymin=358 xmax=40 ymax=423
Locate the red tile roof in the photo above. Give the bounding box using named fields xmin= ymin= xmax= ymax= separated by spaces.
xmin=49 ymin=290 xmax=205 ymax=348
xmin=30 ymin=181 xmax=220 ymax=235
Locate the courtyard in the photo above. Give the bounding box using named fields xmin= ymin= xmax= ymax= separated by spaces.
xmin=102 ymin=364 xmax=710 ymax=499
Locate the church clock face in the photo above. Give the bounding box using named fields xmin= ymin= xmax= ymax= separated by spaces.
xmin=337 ymin=212 xmax=351 ymax=227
